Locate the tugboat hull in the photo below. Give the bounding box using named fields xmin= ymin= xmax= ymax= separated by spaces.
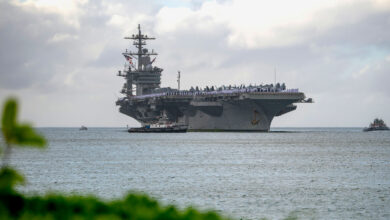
xmin=128 ymin=125 xmax=188 ymax=133
xmin=363 ymin=118 xmax=389 ymax=132
xmin=363 ymin=127 xmax=389 ymax=132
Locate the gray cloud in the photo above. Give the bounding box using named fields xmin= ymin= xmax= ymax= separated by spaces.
xmin=0 ymin=0 xmax=154 ymax=91
xmin=0 ymin=1 xmax=72 ymax=89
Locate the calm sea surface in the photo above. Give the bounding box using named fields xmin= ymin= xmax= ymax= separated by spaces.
xmin=8 ymin=128 xmax=390 ymax=219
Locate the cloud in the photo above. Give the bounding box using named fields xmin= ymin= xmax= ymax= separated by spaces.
xmin=48 ymin=33 xmax=79 ymax=43
xmin=0 ymin=0 xmax=159 ymax=126
xmin=0 ymin=0 xmax=120 ymax=90
xmin=171 ymin=0 xmax=388 ymax=49
xmin=11 ymin=0 xmax=88 ymax=28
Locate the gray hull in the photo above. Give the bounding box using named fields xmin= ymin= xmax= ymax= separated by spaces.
xmin=118 ymin=92 xmax=304 ymax=132
xmin=184 ymin=101 xmax=275 ymax=131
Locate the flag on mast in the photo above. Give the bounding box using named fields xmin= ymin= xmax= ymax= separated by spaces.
xmin=124 ymin=55 xmax=133 ymax=64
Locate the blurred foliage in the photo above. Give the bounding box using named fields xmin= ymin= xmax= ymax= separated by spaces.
xmin=0 ymin=167 xmax=24 ymax=193
xmin=0 ymin=190 xmax=227 ymax=220
xmin=1 ymin=97 xmax=46 ymax=148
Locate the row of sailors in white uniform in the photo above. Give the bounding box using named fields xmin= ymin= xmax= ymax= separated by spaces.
xmin=133 ymin=88 xmax=299 ymax=99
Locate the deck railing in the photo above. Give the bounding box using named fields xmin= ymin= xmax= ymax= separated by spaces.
xmin=127 ymin=87 xmax=300 ymax=100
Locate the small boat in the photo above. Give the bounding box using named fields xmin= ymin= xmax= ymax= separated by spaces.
xmin=79 ymin=125 xmax=88 ymax=131
xmin=363 ymin=118 xmax=389 ymax=132
xmin=128 ymin=123 xmax=188 ymax=133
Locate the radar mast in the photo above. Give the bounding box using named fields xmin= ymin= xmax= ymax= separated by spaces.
xmin=123 ymin=24 xmax=157 ymax=70
xmin=118 ymin=24 xmax=162 ymax=96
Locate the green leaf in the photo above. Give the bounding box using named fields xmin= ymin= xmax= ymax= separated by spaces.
xmin=1 ymin=98 xmax=17 ymax=143
xmin=12 ymin=124 xmax=46 ymax=148
xmin=0 ymin=167 xmax=24 ymax=193
xmin=1 ymin=98 xmax=46 ymax=148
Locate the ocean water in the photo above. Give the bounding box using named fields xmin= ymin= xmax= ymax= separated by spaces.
xmin=7 ymin=127 xmax=390 ymax=219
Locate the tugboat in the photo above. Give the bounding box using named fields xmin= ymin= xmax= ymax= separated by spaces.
xmin=128 ymin=123 xmax=188 ymax=133
xmin=79 ymin=125 xmax=88 ymax=131
xmin=128 ymin=112 xmax=188 ymax=133
xmin=363 ymin=118 xmax=389 ymax=132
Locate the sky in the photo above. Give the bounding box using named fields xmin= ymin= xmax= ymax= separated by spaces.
xmin=0 ymin=0 xmax=389 ymax=127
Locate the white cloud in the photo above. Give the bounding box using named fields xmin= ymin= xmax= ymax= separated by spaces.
xmin=154 ymin=0 xmax=390 ymax=49
xmin=156 ymin=7 xmax=195 ymax=33
xmin=48 ymin=33 xmax=79 ymax=43
xmin=353 ymin=64 xmax=370 ymax=79
xmin=106 ymin=14 xmax=127 ymax=27
xmin=12 ymin=0 xmax=88 ymax=28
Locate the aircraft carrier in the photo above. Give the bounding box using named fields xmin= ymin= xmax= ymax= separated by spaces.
xmin=116 ymin=25 xmax=312 ymax=131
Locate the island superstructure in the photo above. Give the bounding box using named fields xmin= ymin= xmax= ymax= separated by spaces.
xmin=116 ymin=25 xmax=312 ymax=131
